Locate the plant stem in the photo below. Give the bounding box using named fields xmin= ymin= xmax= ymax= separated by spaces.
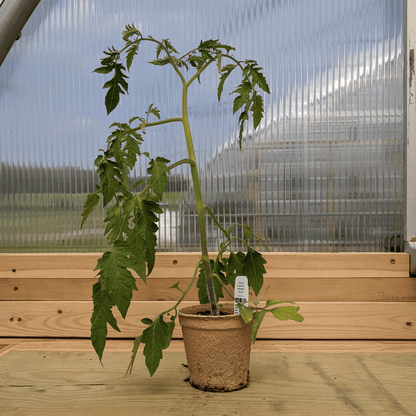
xmin=140 ymin=37 xmax=220 ymax=316
xmin=168 ymin=158 xmax=196 ymax=170
xmin=144 ymin=118 xmax=183 ymax=128
xmin=181 ymin=81 xmax=218 ymax=316
xmin=204 ymin=205 xmax=231 ymax=240
xmin=159 ymin=258 xmax=202 ymax=316
xmin=129 ymin=117 xmax=183 ymax=134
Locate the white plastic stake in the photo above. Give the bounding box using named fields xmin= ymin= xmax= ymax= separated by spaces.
xmin=234 ymin=276 xmax=249 ymax=315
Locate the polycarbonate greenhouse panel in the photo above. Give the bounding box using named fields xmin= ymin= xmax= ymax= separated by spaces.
xmin=0 ymin=0 xmax=404 ymax=252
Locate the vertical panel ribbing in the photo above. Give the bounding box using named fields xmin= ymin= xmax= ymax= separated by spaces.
xmin=0 ymin=0 xmax=404 ymax=253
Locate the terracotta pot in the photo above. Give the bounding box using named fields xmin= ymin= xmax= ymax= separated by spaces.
xmin=178 ymin=303 xmax=253 ymax=392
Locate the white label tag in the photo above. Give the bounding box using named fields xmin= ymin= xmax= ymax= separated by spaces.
xmin=234 ymin=276 xmax=249 ymax=315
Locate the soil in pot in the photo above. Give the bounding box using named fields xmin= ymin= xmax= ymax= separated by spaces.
xmin=178 ymin=304 xmax=253 ymax=392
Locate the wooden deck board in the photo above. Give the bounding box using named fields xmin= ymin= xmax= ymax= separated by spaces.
xmin=2 ymin=300 xmax=415 ymax=339
xmin=2 ymin=276 xmax=416 ymax=302
xmin=0 ymin=345 xmax=415 ymax=416
xmin=0 ymin=252 xmax=409 ymax=277
xmin=2 ymin=339 xmax=416 ymax=354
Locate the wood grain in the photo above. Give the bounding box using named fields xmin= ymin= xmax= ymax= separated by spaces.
xmin=1 ymin=301 xmax=415 ymax=339
xmin=0 ymin=252 xmax=409 ymax=277
xmin=2 ymin=276 xmax=415 ymax=302
xmin=2 ymin=339 xmax=416 ymax=354
xmin=1 ymin=252 xmax=414 ymax=344
xmin=0 ymin=253 xmax=412 ymax=304
xmin=0 ymin=350 xmax=415 ymax=416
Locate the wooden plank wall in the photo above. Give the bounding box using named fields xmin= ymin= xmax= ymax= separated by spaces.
xmin=0 ymin=253 xmax=415 ymax=340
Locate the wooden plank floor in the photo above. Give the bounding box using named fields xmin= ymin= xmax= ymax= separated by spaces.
xmin=1 ymin=339 xmax=416 ymax=416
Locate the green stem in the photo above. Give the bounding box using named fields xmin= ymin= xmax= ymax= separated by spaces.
xmin=144 ymin=118 xmax=183 ymax=128
xmin=159 ymin=258 xmax=202 ymax=316
xmin=117 ymin=213 xmax=131 ymax=241
xmin=136 ymin=158 xmax=195 ymax=199
xmin=186 ymin=60 xmax=212 ymax=87
xmin=211 ymin=273 xmax=255 ymax=309
xmin=181 ymin=82 xmax=218 ymax=316
xmin=141 ymin=36 xmax=187 ymax=84
xmin=132 ymin=38 xmax=228 ymax=316
xmin=129 ymin=117 xmax=183 ymax=134
xmin=222 ymin=54 xmax=245 ymax=71
xmin=203 ymin=205 xmax=231 ymax=240
xmin=211 ymin=273 xmax=238 ymax=303
xmin=168 ymin=158 xmax=196 ymax=170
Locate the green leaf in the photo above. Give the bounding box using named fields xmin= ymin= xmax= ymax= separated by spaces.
xmin=107 ymin=129 xmax=123 ymax=156
xmin=133 ymin=179 xmax=145 ymax=189
xmin=103 ymin=203 xmax=123 ymax=243
xmin=100 ymin=56 xmax=116 ymax=66
xmin=122 ymin=23 xmax=142 ymax=41
xmin=129 ymin=116 xmax=144 ymax=125
xmin=237 ymin=110 xmax=249 ymax=147
xmin=162 ymin=38 xmax=179 ymax=55
xmin=196 ymin=263 xmax=210 ymax=304
xmin=94 ymin=66 xmax=114 ymax=74
xmin=94 ymin=243 xmax=139 ymax=318
xmin=126 ymin=43 xmax=139 ymax=70
xmin=124 ymin=133 xmax=142 ymax=169
xmin=146 ymin=104 xmax=161 ymax=120
xmin=247 ymin=63 xmax=270 ymax=93
xmin=97 ymin=158 xmax=123 ymax=206
xmin=147 ymin=157 xmax=170 ymax=200
xmin=121 ymin=230 xmax=148 ymax=280
xmin=270 ymin=306 xmax=304 ymax=322
xmin=81 ymin=192 xmax=100 ymax=229
xmin=199 ymin=39 xmax=220 ymax=50
xmin=141 ymin=316 xmax=170 ymax=376
xmin=103 ymin=64 xmax=129 ymax=115
xmin=169 ymin=281 xmax=183 ymax=292
xmin=251 ymin=93 xmax=264 ymax=130
xmin=94 ymin=154 xmax=104 ymax=168
xmin=104 ymin=81 xmax=123 ymax=115
xmin=124 ymin=212 xmax=147 ymax=281
xmin=216 ymin=52 xmax=222 ymax=75
xmin=225 ymin=251 xmax=241 ymax=281
xmin=141 ymin=318 xmax=153 ymax=325
xmin=116 ymin=67 xmax=129 ymax=92
xmin=162 ymin=321 xmax=175 ymax=350
xmin=242 ymin=224 xmax=254 ymax=240
xmin=149 ymin=57 xmax=171 ymax=66
xmin=251 ymin=309 xmax=266 ymax=343
xmin=197 ymin=260 xmax=225 ymax=303
xmin=90 ymin=280 xmax=121 ymax=361
xmin=217 ymin=64 xmax=236 ymax=101
xmin=141 ymin=200 xmax=162 ymax=275
xmin=155 ymin=42 xmax=164 ymax=59
xmin=188 ymin=54 xmax=205 ymax=69
xmin=122 ymin=196 xmax=136 ymax=215
xmin=232 ymin=81 xmax=252 ymax=114
xmin=237 ymin=304 xmax=253 ymax=324
xmin=242 ymin=248 xmax=267 ymax=296
xmin=126 ymin=335 xmax=142 ymax=375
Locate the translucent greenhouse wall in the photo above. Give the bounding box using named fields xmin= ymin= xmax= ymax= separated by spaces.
xmin=0 ymin=0 xmax=404 ymax=252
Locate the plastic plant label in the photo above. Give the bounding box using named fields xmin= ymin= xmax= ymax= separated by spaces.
xmin=234 ymin=275 xmax=249 ymax=315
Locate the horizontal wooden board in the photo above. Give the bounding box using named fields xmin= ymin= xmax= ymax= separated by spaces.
xmin=1 ymin=301 xmax=415 ymax=339
xmin=1 ymin=350 xmax=416 ymax=415
xmin=1 ymin=276 xmax=416 ymax=302
xmin=0 ymin=252 xmax=409 ymax=278
xmin=3 ymin=339 xmax=416 ymax=354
